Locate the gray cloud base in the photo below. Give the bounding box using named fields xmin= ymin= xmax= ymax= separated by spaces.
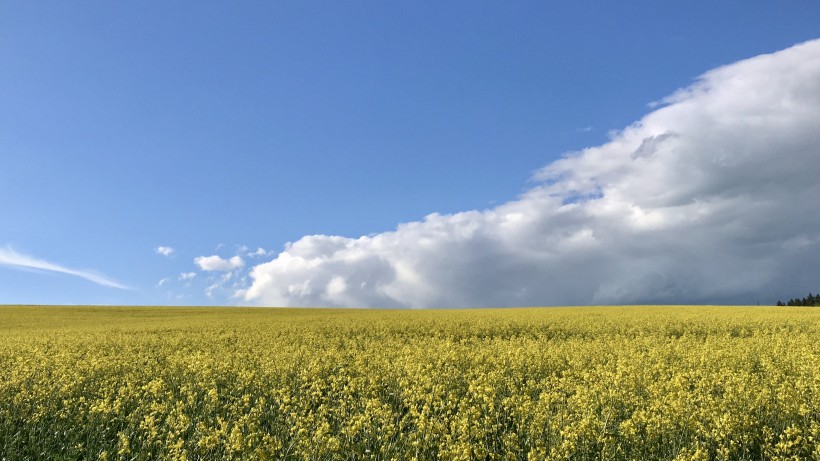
xmin=242 ymin=39 xmax=820 ymax=308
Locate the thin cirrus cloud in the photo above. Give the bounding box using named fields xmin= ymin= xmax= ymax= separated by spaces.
xmin=0 ymin=246 xmax=130 ymax=290
xmin=240 ymin=39 xmax=820 ymax=308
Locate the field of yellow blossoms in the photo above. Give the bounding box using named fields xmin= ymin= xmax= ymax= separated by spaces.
xmin=2 ymin=305 xmax=820 ymax=460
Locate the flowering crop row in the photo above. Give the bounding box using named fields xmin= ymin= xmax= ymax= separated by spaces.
xmin=1 ymin=305 xmax=819 ymax=460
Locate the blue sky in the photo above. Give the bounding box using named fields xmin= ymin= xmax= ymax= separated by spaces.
xmin=2 ymin=2 xmax=820 ymax=306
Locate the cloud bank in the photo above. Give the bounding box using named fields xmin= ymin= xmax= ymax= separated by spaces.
xmin=242 ymin=39 xmax=820 ymax=308
xmin=0 ymin=246 xmax=130 ymax=290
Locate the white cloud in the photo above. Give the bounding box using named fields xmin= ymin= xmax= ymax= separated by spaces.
xmin=249 ymin=247 xmax=269 ymax=257
xmin=178 ymin=272 xmax=197 ymax=281
xmin=242 ymin=39 xmax=820 ymax=308
xmin=157 ymin=277 xmax=171 ymax=287
xmin=155 ymin=246 xmax=175 ymax=257
xmin=205 ymin=283 xmax=220 ymax=299
xmin=194 ymin=255 xmax=245 ymax=272
xmin=0 ymin=246 xmax=130 ymax=290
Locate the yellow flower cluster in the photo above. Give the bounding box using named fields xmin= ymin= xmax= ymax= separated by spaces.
xmin=1 ymin=305 xmax=820 ymax=460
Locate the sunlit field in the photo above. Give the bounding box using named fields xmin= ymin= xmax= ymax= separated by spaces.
xmin=2 ymin=305 xmax=819 ymax=460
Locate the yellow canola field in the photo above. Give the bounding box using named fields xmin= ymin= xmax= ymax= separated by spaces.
xmin=1 ymin=305 xmax=820 ymax=461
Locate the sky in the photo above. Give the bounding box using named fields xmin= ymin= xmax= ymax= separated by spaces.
xmin=2 ymin=2 xmax=820 ymax=307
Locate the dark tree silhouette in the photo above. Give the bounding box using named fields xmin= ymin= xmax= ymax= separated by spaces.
xmin=777 ymin=292 xmax=818 ymax=306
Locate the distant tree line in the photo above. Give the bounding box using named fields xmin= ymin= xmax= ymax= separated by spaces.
xmin=776 ymin=293 xmax=819 ymax=306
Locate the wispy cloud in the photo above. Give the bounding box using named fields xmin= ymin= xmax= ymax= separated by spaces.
xmin=155 ymin=246 xmax=175 ymax=257
xmin=0 ymin=246 xmax=130 ymax=290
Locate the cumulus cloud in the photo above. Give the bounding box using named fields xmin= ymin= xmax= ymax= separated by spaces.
xmin=155 ymin=246 xmax=174 ymax=257
xmin=249 ymin=247 xmax=270 ymax=257
xmin=194 ymin=255 xmax=244 ymax=272
xmin=178 ymin=272 xmax=197 ymax=281
xmin=0 ymin=246 xmax=130 ymax=290
xmin=242 ymin=39 xmax=820 ymax=308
